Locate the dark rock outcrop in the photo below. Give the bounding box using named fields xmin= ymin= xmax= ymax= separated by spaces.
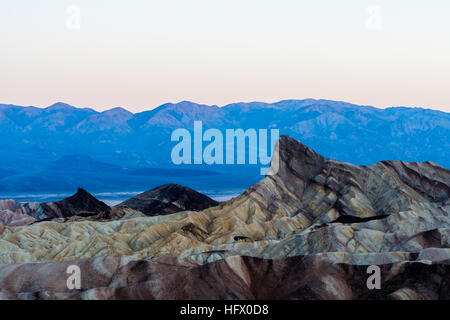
xmin=331 ymin=214 xmax=390 ymax=224
xmin=118 ymin=184 xmax=219 ymax=216
xmin=45 ymin=188 xmax=110 ymax=218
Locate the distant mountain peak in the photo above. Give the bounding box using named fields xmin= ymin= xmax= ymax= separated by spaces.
xmin=104 ymin=107 xmax=131 ymax=113
xmin=172 ymin=101 xmax=220 ymax=109
xmin=179 ymin=100 xmax=197 ymax=104
xmin=223 ymin=101 xmax=273 ymax=111
xmin=101 ymin=107 xmax=133 ymax=117
xmin=46 ymin=102 xmax=76 ymax=111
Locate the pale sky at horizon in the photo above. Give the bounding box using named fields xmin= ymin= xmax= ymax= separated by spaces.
xmin=1 ymin=0 xmax=449 ymax=113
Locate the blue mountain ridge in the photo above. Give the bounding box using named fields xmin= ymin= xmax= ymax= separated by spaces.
xmin=0 ymin=99 xmax=448 ymax=194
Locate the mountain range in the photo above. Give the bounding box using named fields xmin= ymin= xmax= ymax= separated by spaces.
xmin=1 ymin=99 xmax=449 ymax=194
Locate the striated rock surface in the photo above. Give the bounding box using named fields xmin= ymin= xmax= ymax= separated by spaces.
xmin=0 ymin=188 xmax=110 ymax=226
xmin=0 ymin=135 xmax=448 ymax=299
xmin=0 ymin=207 xmax=36 ymax=226
xmin=118 ymin=184 xmax=219 ymax=216
xmin=64 ymin=205 xmax=147 ymax=223
xmin=0 ymin=254 xmax=448 ymax=300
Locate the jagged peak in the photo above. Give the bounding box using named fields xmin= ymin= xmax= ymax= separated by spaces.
xmin=76 ymin=187 xmax=90 ymax=195
xmin=267 ymin=135 xmax=325 ymax=180
xmin=62 ymin=187 xmax=108 ymax=207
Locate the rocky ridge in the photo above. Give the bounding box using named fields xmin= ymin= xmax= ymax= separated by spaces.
xmin=0 ymin=185 xmax=220 ymax=226
xmin=0 ymin=188 xmax=110 ymax=225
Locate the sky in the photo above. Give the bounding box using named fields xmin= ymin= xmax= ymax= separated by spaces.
xmin=1 ymin=0 xmax=449 ymax=113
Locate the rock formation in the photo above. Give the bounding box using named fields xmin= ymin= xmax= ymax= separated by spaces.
xmin=50 ymin=188 xmax=111 ymax=217
xmin=0 ymin=254 xmax=448 ymax=300
xmin=0 ymin=203 xmax=36 ymax=226
xmin=0 ymin=188 xmax=110 ymax=225
xmin=0 ymin=135 xmax=448 ymax=299
xmin=118 ymin=184 xmax=219 ymax=216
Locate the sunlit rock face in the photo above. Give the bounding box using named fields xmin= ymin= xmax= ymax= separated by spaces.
xmin=0 ymin=135 xmax=448 ymax=299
